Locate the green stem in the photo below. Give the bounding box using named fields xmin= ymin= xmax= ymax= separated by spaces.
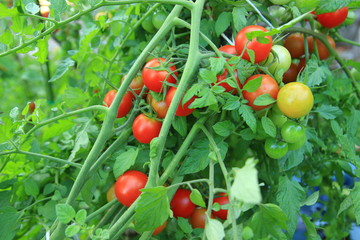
xmin=44 ymin=58 xmax=55 ymax=103
xmin=202 ymin=160 xmax=214 ymax=240
xmin=86 ymin=199 xmax=119 ymax=222
xmin=108 ymin=199 xmax=137 ymax=238
xmin=21 ymin=13 xmax=58 ymax=24
xmin=245 ymin=0 xmax=274 ymax=28
xmin=334 ymin=32 xmax=360 ymax=47
xmin=167 ymin=179 xmax=210 ymax=189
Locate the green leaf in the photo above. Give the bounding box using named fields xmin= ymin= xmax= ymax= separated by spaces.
xmin=135 ymin=186 xmax=170 ymax=233
xmin=213 ymin=120 xmax=235 ymax=137
xmin=242 ymin=75 xmax=262 ymax=92
xmin=72 ymin=28 xmax=99 ymax=65
xmin=235 ymin=59 xmax=257 ymax=83
xmin=178 ymin=217 xmax=192 ymax=233
xmin=49 ymin=58 xmax=75 ymax=82
xmin=231 ymin=158 xmax=261 ymax=204
xmin=215 ymin=12 xmax=231 ymax=36
xmin=65 ymin=225 xmax=80 ymax=237
xmin=190 ymin=189 xmax=206 ymax=208
xmin=0 ymin=207 xmax=21 ymax=240
xmin=313 ymin=105 xmax=342 ymax=120
xmin=232 ymin=7 xmax=247 ymax=32
xmin=113 ymin=148 xmax=139 ymax=178
xmin=24 ymin=179 xmax=39 ymax=197
xmin=0 ymin=4 xmax=18 ymax=19
xmin=278 ymin=148 xmax=305 ymax=171
xmin=199 ymin=68 xmax=217 ymax=84
xmin=253 ymin=94 xmax=276 ymax=106
xmin=183 ymin=83 xmax=202 ymax=104
xmin=239 ymin=104 xmax=256 ymax=132
xmin=50 ymin=0 xmax=68 ymax=19
xmin=300 ymin=214 xmax=321 ymax=240
xmin=261 ymin=116 xmax=276 ymax=138
xmin=223 ymin=95 xmax=240 ymax=110
xmin=38 ymin=200 xmax=57 ymax=221
xmin=317 ymin=0 xmax=351 ymax=14
xmin=191 ymin=91 xmax=217 ymax=108
xmin=351 ymin=182 xmax=360 ymax=224
xmin=330 ymin=120 xmax=343 ymax=136
xmin=75 ymin=209 xmax=87 ymax=224
xmin=172 ymin=116 xmax=187 ymax=137
xmin=276 ymin=176 xmax=305 ymax=236
xmin=338 ymin=195 xmax=352 ymax=217
xmin=56 ymin=204 xmax=76 ymax=224
xmin=0 ymin=30 xmax=14 ymax=46
xmin=302 ymin=191 xmax=319 ymax=206
xmin=25 ymin=2 xmax=40 ymax=15
xmin=210 ymin=57 xmax=225 ymax=75
xmin=205 ymin=218 xmax=225 ymax=240
xmin=179 ymin=138 xmax=210 ymax=175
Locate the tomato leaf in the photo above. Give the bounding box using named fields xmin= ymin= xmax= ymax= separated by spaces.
xmin=65 ymin=225 xmax=80 ymax=237
xmin=179 ymin=138 xmax=210 ymax=175
xmin=205 ymin=218 xmax=225 ymax=240
xmin=247 ymin=49 xmax=255 ymax=63
xmin=0 ymin=4 xmax=18 ymax=19
xmin=24 ymin=179 xmax=39 ymax=197
xmin=0 ymin=207 xmax=21 ymax=240
xmin=135 ymin=186 xmax=170 ymax=233
xmin=172 ymin=116 xmax=187 ymax=137
xmin=215 ymin=12 xmax=231 ymax=36
xmin=316 ymin=0 xmax=351 ymax=14
xmin=231 ymin=158 xmax=261 ymax=204
xmin=278 ymin=148 xmax=305 ymax=171
xmin=25 ymin=3 xmax=39 ymax=15
xmin=191 ymin=91 xmax=217 ymax=108
xmin=56 ymin=204 xmax=76 ymax=224
xmin=49 ymin=58 xmax=75 ymax=82
xmin=232 ymin=7 xmax=247 ymax=32
xmin=238 ymin=104 xmax=256 ymax=132
xmin=253 ymin=94 xmax=276 ymax=106
xmin=113 ymin=147 xmax=139 ymax=178
xmin=199 ymin=68 xmax=217 ymax=84
xmin=338 ymin=195 xmax=352 ymax=217
xmin=75 ymin=209 xmax=87 ymax=224
xmin=300 ymin=214 xmax=321 ymax=240
xmin=242 ymin=75 xmax=262 ymax=92
xmin=350 ymin=182 xmax=360 ymax=225
xmin=178 ymin=217 xmax=192 ymax=234
xmin=210 ymin=57 xmax=225 ymax=75
xmin=261 ymin=116 xmax=276 ymax=138
xmin=190 ymin=189 xmax=206 ymax=208
xmin=223 ymin=94 xmax=240 ymax=110
xmin=50 ymin=0 xmax=68 ymax=20
xmin=301 ymin=191 xmax=319 ymax=206
xmin=213 ymin=120 xmax=235 ymax=137
xmin=313 ymin=104 xmax=342 ymax=120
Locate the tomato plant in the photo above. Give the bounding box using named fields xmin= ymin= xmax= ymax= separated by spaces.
xmin=165 ymin=87 xmax=196 ymax=116
xmin=170 ymin=189 xmax=196 ymax=218
xmin=316 ymin=7 xmax=348 ymax=29
xmin=235 ymin=25 xmax=273 ymax=63
xmin=114 ymin=171 xmax=148 ymax=207
xmin=189 ymin=208 xmax=207 ymax=229
xmin=103 ymin=90 xmax=133 ymax=118
xmin=132 ymin=113 xmax=162 ymax=144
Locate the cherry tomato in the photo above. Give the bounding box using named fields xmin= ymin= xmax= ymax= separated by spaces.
xmin=142 ymin=58 xmax=178 ymax=92
xmin=262 ymin=45 xmax=292 ymax=74
xmin=283 ymin=33 xmax=305 ymax=59
xmin=297 ymin=57 xmax=306 ymax=72
xmin=212 ymin=193 xmax=229 ymax=220
xmin=308 ymin=35 xmax=336 ymax=60
xmin=219 ymin=45 xmax=237 ymax=55
xmin=40 ymin=5 xmax=50 ymax=18
xmin=114 ymin=170 xmax=148 ymax=207
xmin=189 ymin=208 xmax=207 ymax=229
xmin=121 ymin=75 xmax=144 ymax=98
xmin=106 ymin=184 xmax=116 ymax=202
xmin=152 ymin=221 xmax=167 ymax=235
xmin=281 ymin=120 xmax=306 ymax=143
xmin=28 ymin=102 xmax=36 ymax=114
xmin=264 ymin=138 xmax=288 ymax=159
xmin=235 ymin=25 xmax=273 ymax=63
xmin=216 ymin=69 xmax=242 ymax=94
xmin=104 ymin=90 xmax=133 ymax=118
xmin=152 ymin=10 xmax=167 ymax=29
xmin=283 ymin=63 xmax=299 ymax=83
xmin=287 ymin=134 xmax=306 ymax=150
xmin=165 ymin=87 xmax=196 ymax=117
xmin=147 ymin=94 xmax=168 ymax=118
xmin=316 ymin=7 xmax=348 ymax=28
xmin=170 ymin=189 xmax=196 ymax=218
xmin=242 ymin=74 xmax=279 ymax=111
xmin=132 ymin=113 xmax=162 ymax=144
xmin=269 ymin=105 xmax=288 ymax=128
xmin=305 ymin=173 xmax=323 ymax=187
xmin=277 ymin=82 xmax=314 ymax=118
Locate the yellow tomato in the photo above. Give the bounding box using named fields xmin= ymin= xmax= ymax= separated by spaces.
xmin=106 ymin=184 xmax=116 ymax=202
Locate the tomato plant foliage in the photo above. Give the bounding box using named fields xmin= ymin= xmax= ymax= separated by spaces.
xmin=0 ymin=0 xmax=359 ymax=239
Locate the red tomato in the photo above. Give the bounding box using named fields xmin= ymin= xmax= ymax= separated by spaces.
xmin=282 ymin=63 xmax=299 ymax=83
xmin=316 ymin=7 xmax=348 ymax=28
xmin=114 ymin=170 xmax=148 ymax=207
xmin=216 ymin=69 xmax=242 ymax=94
xmin=308 ymin=35 xmax=336 ymax=60
xmin=219 ymin=45 xmax=237 ymax=55
xmin=147 ymin=94 xmax=168 ymax=118
xmin=142 ymin=58 xmax=178 ymax=93
xmin=189 ymin=208 xmax=207 ymax=229
xmin=242 ymin=74 xmax=279 ymax=111
xmin=297 ymin=57 xmax=306 ymax=72
xmin=235 ymin=25 xmax=273 ymax=63
xmin=152 ymin=221 xmax=167 ymax=235
xmin=283 ymin=33 xmax=305 ymax=59
xmin=132 ymin=113 xmax=162 ymax=144
xmin=170 ymin=189 xmax=196 ymax=218
xmin=212 ymin=194 xmax=229 ymax=220
xmin=121 ymin=75 xmax=144 ymax=98
xmin=28 ymin=102 xmax=36 ymax=114
xmin=165 ymin=87 xmax=196 ymax=117
xmin=104 ymin=90 xmax=133 ymax=118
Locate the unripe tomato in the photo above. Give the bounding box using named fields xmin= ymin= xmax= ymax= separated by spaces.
xmin=141 ymin=15 xmax=156 ymax=33
xmin=147 ymin=94 xmax=168 ymax=118
xmin=351 ymin=68 xmax=360 ymax=80
xmin=308 ymin=35 xmax=336 ymax=60
xmin=277 ymin=82 xmax=314 ymax=118
xmin=316 ymin=7 xmax=348 ymax=28
xmin=103 ymin=90 xmax=133 ymax=118
xmin=287 ymin=134 xmax=306 ymax=150
xmin=121 ymin=75 xmax=144 ymax=98
xmin=269 ymin=105 xmax=288 ymax=128
xmin=235 ymin=25 xmax=273 ymax=63
xmin=262 ymin=45 xmax=292 ymax=74
xmin=212 ymin=193 xmax=229 ymax=220
xmin=170 ymin=189 xmax=196 ymax=218
xmin=283 ymin=33 xmax=305 ymax=59
xmin=216 ymin=69 xmax=242 ymax=94
xmin=242 ymin=74 xmax=279 ymax=111
xmin=282 ymin=63 xmax=299 ymax=83
xmin=165 ymin=87 xmax=196 ymax=117
xmin=142 ymin=58 xmax=178 ymax=93
xmin=152 ymin=11 xmax=167 ymax=29
xmin=264 ymin=138 xmax=288 ymax=159
xmin=115 ymin=170 xmax=148 ymax=207
xmin=189 ymin=208 xmax=207 ymax=229
xmin=152 ymin=221 xmax=167 ymax=235
xmin=280 ymin=120 xmax=306 ymax=143
xmin=106 ymin=184 xmax=116 ymax=202
xmin=219 ymin=45 xmax=237 ymax=55
xmin=305 ymin=173 xmax=323 ymax=187
xmin=132 ymin=114 xmax=162 ymax=144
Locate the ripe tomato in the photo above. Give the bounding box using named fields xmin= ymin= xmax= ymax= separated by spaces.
xmin=121 ymin=75 xmax=144 ymax=98
xmin=262 ymin=45 xmax=291 ymax=74
xmin=282 ymin=63 xmax=299 ymax=83
xmin=104 ymin=90 xmax=133 ymax=118
xmin=114 ymin=170 xmax=148 ymax=207
xmin=189 ymin=208 xmax=207 ymax=229
xmin=297 ymin=57 xmax=306 ymax=72
xmin=170 ymin=189 xmax=196 ymax=218
xmin=242 ymin=74 xmax=279 ymax=111
xmin=283 ymin=33 xmax=305 ymax=59
xmin=219 ymin=45 xmax=237 ymax=55
xmin=316 ymin=7 xmax=348 ymax=28
xmin=308 ymin=35 xmax=336 ymax=60
xmin=152 ymin=10 xmax=167 ymax=29
xmin=280 ymin=120 xmax=306 ymax=143
xmin=147 ymin=94 xmax=168 ymax=118
xmin=212 ymin=193 xmax=228 ymax=220
xmin=277 ymin=82 xmax=314 ymax=118
xmin=235 ymin=25 xmax=273 ymax=63
xmin=216 ymin=69 xmax=242 ymax=94
xmin=264 ymin=138 xmax=288 ymax=159
xmin=165 ymin=87 xmax=196 ymax=117
xmin=152 ymin=221 xmax=167 ymax=235
xmin=106 ymin=184 xmax=116 ymax=202
xmin=28 ymin=102 xmax=36 ymax=114
xmin=132 ymin=114 xmax=162 ymax=144
xmin=142 ymin=58 xmax=178 ymax=93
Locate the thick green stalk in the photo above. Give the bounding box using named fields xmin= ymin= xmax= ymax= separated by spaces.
xmin=86 ymin=199 xmax=119 ymax=222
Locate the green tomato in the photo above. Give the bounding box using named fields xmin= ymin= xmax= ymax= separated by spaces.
xmin=141 ymin=15 xmax=156 ymax=33
xmin=152 ymin=10 xmax=167 ymax=29
xmin=294 ymin=0 xmax=320 ymax=13
xmin=255 ymin=120 xmax=269 ymax=140
xmin=281 ymin=120 xmax=305 ymax=143
xmin=269 ymin=108 xmax=288 ymax=128
xmin=344 ymin=10 xmax=356 ymax=26
xmin=306 ymin=173 xmax=322 ymax=187
xmin=351 ymin=68 xmax=360 ymax=81
xmin=269 ymin=0 xmax=292 ymax=5
xmin=265 ymin=138 xmax=288 ymax=159
xmin=287 ymin=134 xmax=306 ymax=150
xmin=262 ymin=45 xmax=291 ymax=75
